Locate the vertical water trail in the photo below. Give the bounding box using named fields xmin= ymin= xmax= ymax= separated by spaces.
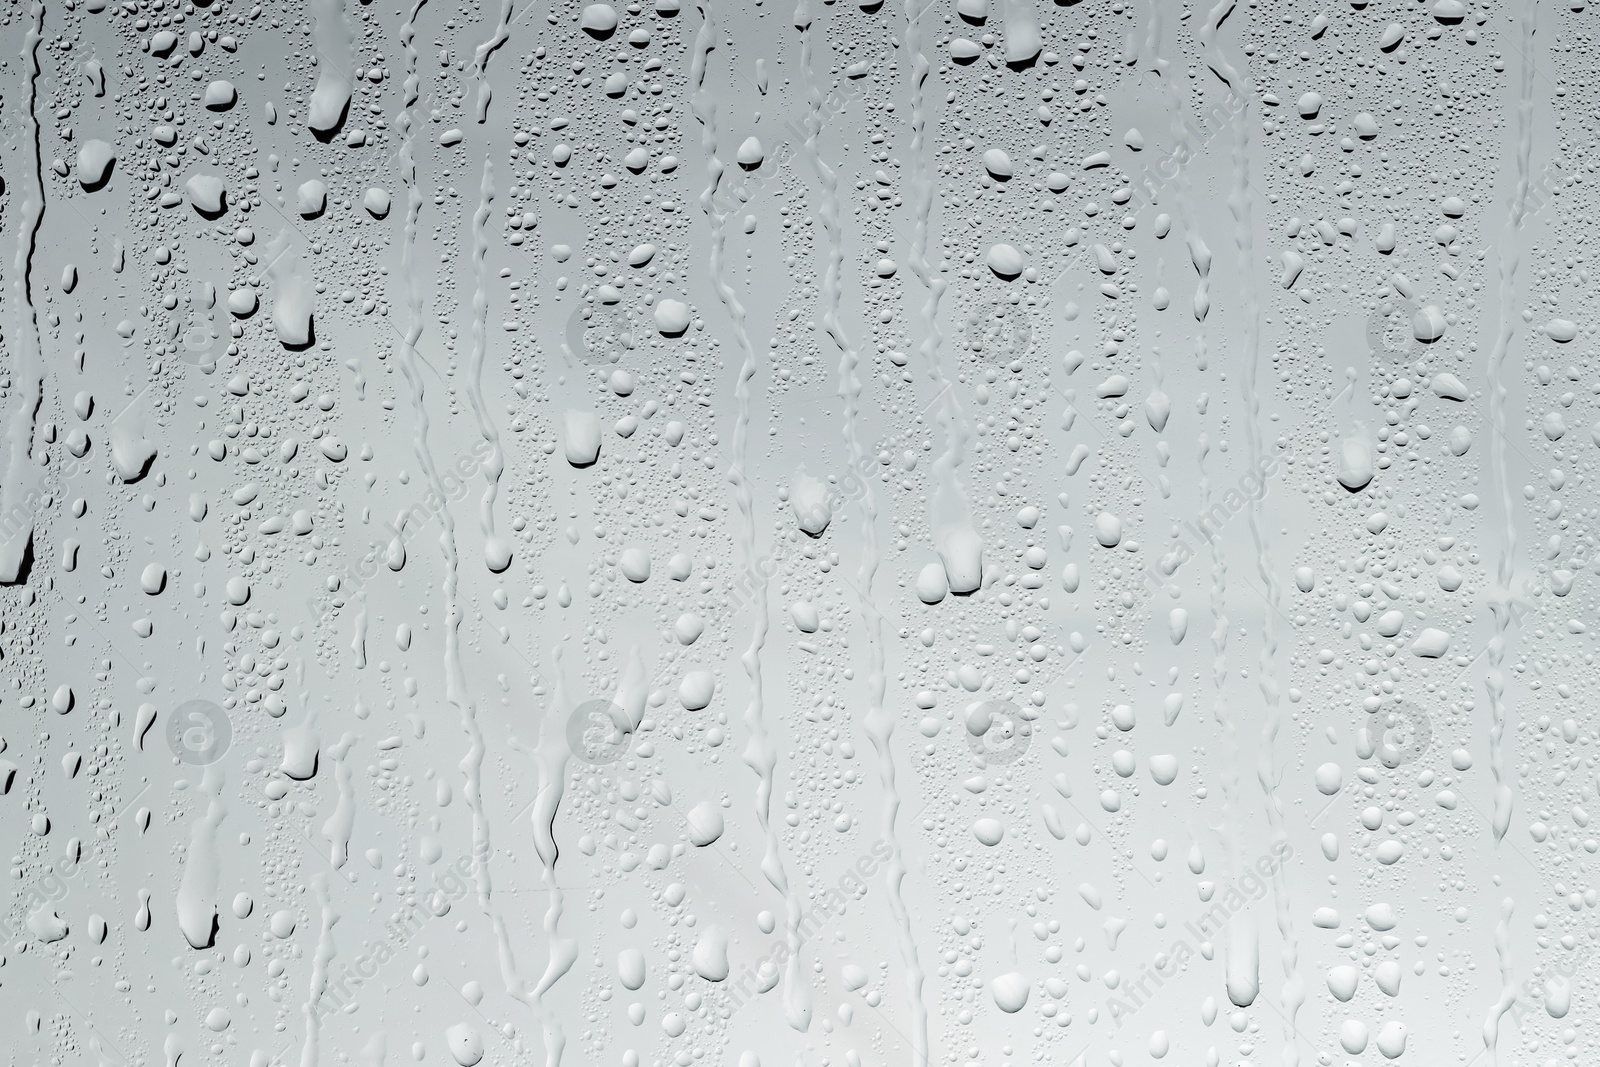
xmin=797 ymin=4 xmax=927 ymax=1061
xmin=1486 ymin=0 xmax=1535 ymax=850
xmin=518 ymin=644 xmax=579 ymax=1067
xmin=1146 ymin=348 xmax=1171 ymax=498
xmin=310 ymin=0 xmax=351 ymax=78
xmin=1197 ymin=435 xmax=1244 ymax=1002
xmin=999 ymin=0 xmax=1041 ymax=65
xmin=512 ymin=651 xmax=643 ymax=1067
xmin=1199 ymin=1 xmax=1302 ymax=1055
xmin=1482 ymin=897 xmax=1518 ymax=1066
xmin=174 ymin=765 xmax=225 ymax=950
xmin=900 ymin=0 xmax=973 ymax=578
xmin=299 ymin=873 xmax=339 ymax=1067
xmin=465 ymin=158 xmax=511 ymax=574
xmin=1146 ymin=1 xmax=1210 ymax=360
xmin=0 ymin=1 xmax=46 ymax=585
xmin=469 ymin=0 xmax=514 ymax=122
xmin=87 ymin=1037 xmax=119 ymax=1067
xmin=280 ymin=685 xmax=323 ymax=782
xmin=351 ymin=589 xmax=369 ymax=668
xmin=1144 ymin=7 xmax=1207 ymax=480
xmin=307 ymin=0 xmax=354 ymax=136
xmin=322 ymin=733 xmax=358 ymax=867
xmin=392 ymin=0 xmax=493 ymax=910
xmin=691 ymin=0 xmax=809 ymax=1029
xmin=1480 ymin=3 xmax=1537 ymax=1062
